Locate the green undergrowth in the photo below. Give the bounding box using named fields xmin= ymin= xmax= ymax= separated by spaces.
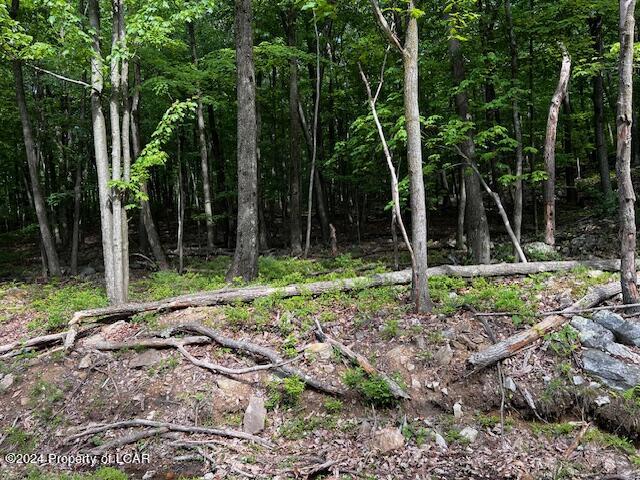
xmin=22 ymin=467 xmax=128 ymax=480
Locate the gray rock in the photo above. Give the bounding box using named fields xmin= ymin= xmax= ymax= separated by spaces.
xmin=78 ymin=355 xmax=92 ymax=369
xmin=582 ymin=348 xmax=640 ymax=390
xmin=453 ymin=402 xmax=463 ymax=419
xmin=243 ymin=395 xmax=266 ymax=434
xmin=371 ymin=427 xmax=405 ymax=453
xmin=570 ymin=316 xmax=614 ymax=349
xmin=434 ymin=432 xmax=448 ymax=449
xmin=604 ymin=342 xmax=640 ymax=363
xmin=0 ymin=373 xmax=15 ymax=391
xmin=595 ymin=395 xmax=611 ymax=406
xmin=304 ymin=342 xmax=332 ymax=361
xmin=203 ymin=473 xmax=215 ymax=480
xmin=572 ymin=375 xmax=584 ymax=386
xmin=459 ymin=427 xmax=479 ymax=443
xmin=503 ymin=377 xmax=517 ymax=392
xmin=78 ymin=265 xmax=96 ymax=277
xmin=593 ymin=310 xmax=640 ymax=347
xmin=434 ymin=342 xmax=453 ymax=366
xmin=129 ymin=350 xmax=163 ymax=368
xmin=524 ymin=242 xmax=557 ymax=259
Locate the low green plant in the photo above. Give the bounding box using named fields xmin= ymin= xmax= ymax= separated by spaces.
xmin=266 ymin=376 xmax=305 ymax=408
xmin=31 ymin=283 xmax=107 ymax=331
xmin=148 ymin=355 xmax=180 ymax=375
xmin=583 ymin=427 xmax=635 ymax=455
xmin=29 ymin=379 xmax=64 ymax=422
xmin=546 ymin=326 xmax=580 ymax=357
xmin=381 ymin=318 xmax=400 ymax=339
xmin=323 ymin=398 xmax=343 ymax=413
xmin=3 ymin=426 xmax=36 ymax=453
xmin=402 ymin=421 xmax=431 ymax=446
xmin=342 ymin=368 xmax=396 ymax=407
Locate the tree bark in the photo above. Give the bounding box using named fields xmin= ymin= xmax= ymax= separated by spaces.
xmin=70 ymin=157 xmax=83 ymax=275
xmin=188 ymin=23 xmax=215 ymax=251
xmin=543 ymin=44 xmax=571 ymax=246
xmin=449 ymin=36 xmax=491 ymax=264
xmin=616 ymin=0 xmax=639 ymax=305
xmin=131 ymin=62 xmax=169 ymax=270
xmin=284 ymin=10 xmax=303 ymax=255
xmin=10 ymin=0 xmax=61 ymax=277
xmin=590 ymin=16 xmax=612 ymax=197
xmin=226 ymin=0 xmax=259 ymax=282
xmin=88 ymin=0 xmax=116 ymax=301
xmin=505 ymin=0 xmax=525 ymax=254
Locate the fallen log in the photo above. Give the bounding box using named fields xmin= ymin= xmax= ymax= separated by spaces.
xmin=314 ymin=319 xmax=410 ymax=400
xmin=176 ymin=324 xmax=343 ymax=396
xmin=0 ymin=324 xmax=99 ymax=358
xmin=468 ymin=279 xmax=627 ymax=370
xmin=65 ymin=418 xmax=273 ymax=448
xmin=67 ymin=259 xmax=628 ymax=327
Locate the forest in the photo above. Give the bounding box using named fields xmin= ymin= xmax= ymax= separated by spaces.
xmin=2 ymin=0 xmax=640 ymax=478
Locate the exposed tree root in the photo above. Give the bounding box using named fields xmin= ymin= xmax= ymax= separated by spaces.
xmin=0 ymin=324 xmax=99 ymax=358
xmin=314 ymin=319 xmax=410 ymax=400
xmin=65 ymin=419 xmax=273 ymax=448
xmin=94 ymin=336 xmax=303 ymax=376
xmin=176 ymin=324 xmax=343 ymax=396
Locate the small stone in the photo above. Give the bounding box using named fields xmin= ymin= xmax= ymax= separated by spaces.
xmin=203 ymin=473 xmax=215 ymax=480
xmin=79 ymin=355 xmax=92 ymax=369
xmin=141 ymin=471 xmax=156 ymax=480
xmin=453 ymin=402 xmax=463 ymax=419
xmin=587 ymin=270 xmax=604 ymax=278
xmin=407 ymin=363 xmax=416 ymax=372
xmin=414 ymin=335 xmax=426 ymax=350
xmin=411 ymin=378 xmax=421 ymax=389
xmin=304 ymin=342 xmax=332 ymax=361
xmin=0 ymin=373 xmax=15 ymax=391
xmin=359 ymin=420 xmax=372 ymax=436
xmin=129 ymin=350 xmax=163 ymax=368
xmin=434 ymin=432 xmax=448 ymax=449
xmin=595 ymin=395 xmax=611 ymax=406
xmin=425 ymin=381 xmax=440 ymax=390
xmin=434 ymin=343 xmax=453 ymax=366
xmin=371 ymin=427 xmax=405 ymax=453
xmin=459 ymin=426 xmax=479 ymax=443
xmin=572 ymin=375 xmax=584 ymax=386
xmin=441 ymin=387 xmax=448 ymax=396
xmin=243 ymin=395 xmax=266 ymax=434
xmin=503 ymin=377 xmax=517 ymax=392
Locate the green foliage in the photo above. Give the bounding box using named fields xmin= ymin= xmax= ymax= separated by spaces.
xmin=546 ymin=326 xmax=580 ymax=357
xmin=583 ymin=427 xmax=635 ymax=455
xmin=323 ymin=398 xmax=343 ymax=413
xmin=29 ymin=379 xmax=64 ymax=423
xmin=24 ymin=467 xmax=128 ymax=480
xmin=380 ymin=318 xmax=400 ymax=339
xmin=31 ymin=283 xmax=107 ymax=331
xmin=266 ymin=376 xmax=305 ymax=408
xmin=342 ymin=368 xmax=396 ymax=407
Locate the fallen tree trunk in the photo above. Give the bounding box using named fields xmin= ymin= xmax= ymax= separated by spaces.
xmin=468 ymin=279 xmax=627 ymax=370
xmin=67 ymin=259 xmax=629 ymax=327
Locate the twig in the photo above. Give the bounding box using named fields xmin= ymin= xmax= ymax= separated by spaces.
xmin=26 ymin=63 xmax=91 ymax=88
xmin=562 ymin=422 xmax=590 ymax=459
xmin=65 ymin=419 xmax=273 ymax=447
xmin=89 ymin=427 xmax=169 ymax=455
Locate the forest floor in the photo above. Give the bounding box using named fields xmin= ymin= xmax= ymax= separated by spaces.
xmin=1 ymin=210 xmax=640 ymax=480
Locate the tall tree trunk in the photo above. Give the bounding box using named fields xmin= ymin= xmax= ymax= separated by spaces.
xmin=402 ymin=3 xmax=433 ymax=312
xmin=313 ymin=168 xmax=330 ymax=243
xmin=88 ymin=0 xmax=116 ymax=301
xmin=456 ymin=166 xmax=466 ymax=250
xmin=449 ymin=36 xmax=491 ymax=264
xmin=177 ymin=135 xmax=185 ymax=274
xmin=590 ymin=15 xmax=612 ymax=197
xmin=505 ymin=0 xmax=525 ymax=254
xmin=131 ymin=62 xmax=169 ymax=270
xmin=617 ymin=0 xmax=639 ymax=305
xmin=10 ymin=0 xmax=61 ymax=277
xmin=543 ymin=44 xmax=571 ymax=246
xmin=563 ymin=96 xmax=577 ymax=204
xmin=188 ymin=22 xmax=215 ymax=251
xmin=70 ymin=157 xmax=83 ymax=275
xmin=226 ymin=0 xmax=259 ymax=282
xmin=284 ymin=10 xmax=303 ymax=255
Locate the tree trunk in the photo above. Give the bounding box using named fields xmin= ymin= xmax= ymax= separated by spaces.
xmin=449 ymin=36 xmax=491 ymax=264
xmin=285 ymin=11 xmax=303 ymax=255
xmin=226 ymin=0 xmax=259 ymax=282
xmin=403 ymin=4 xmax=433 ymax=312
xmin=131 ymin=62 xmax=169 ymax=270
xmin=70 ymin=157 xmax=83 ymax=275
xmin=563 ymin=96 xmax=577 ymax=204
xmin=177 ymin=135 xmax=185 ymax=274
xmin=456 ymin=166 xmax=466 ymax=250
xmin=543 ymin=44 xmax=571 ymax=246
xmin=590 ymin=16 xmax=612 ymax=197
xmin=505 ymin=0 xmax=525 ymax=254
xmin=616 ymin=0 xmax=639 ymax=305
xmin=188 ymin=22 xmax=215 ymax=251
xmin=88 ymin=0 xmax=116 ymax=301
xmin=10 ymin=1 xmax=61 ymax=277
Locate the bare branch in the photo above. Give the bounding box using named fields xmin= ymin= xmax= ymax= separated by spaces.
xmin=369 ymin=0 xmax=405 ymax=54
xmin=26 ymin=63 xmax=91 ymax=88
